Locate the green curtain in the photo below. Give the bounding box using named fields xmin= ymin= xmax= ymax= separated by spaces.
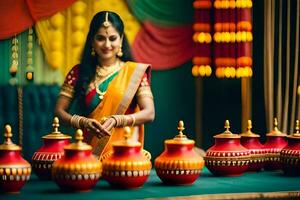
xmin=127 ymin=0 xmax=194 ymax=26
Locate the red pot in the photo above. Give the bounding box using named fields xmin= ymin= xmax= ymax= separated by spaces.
xmin=155 ymin=121 xmax=204 ymax=185
xmin=0 ymin=125 xmax=31 ymax=193
xmin=52 ymin=129 xmax=101 ymax=192
xmin=32 ymin=117 xmax=71 ymax=180
xmin=264 ymin=118 xmax=287 ymax=171
xmin=240 ymin=120 xmax=265 ymax=171
xmin=102 ymin=127 xmax=151 ymax=188
xmin=205 ymin=120 xmax=250 ymax=176
xmin=281 ymin=120 xmax=300 ymax=176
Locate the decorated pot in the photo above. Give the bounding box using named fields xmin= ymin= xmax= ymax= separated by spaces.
xmin=280 ymin=120 xmax=300 ymax=176
xmin=32 ymin=117 xmax=71 ymax=180
xmin=52 ymin=129 xmax=101 ymax=192
xmin=155 ymin=121 xmax=204 ymax=185
xmin=205 ymin=120 xmax=250 ymax=176
xmin=263 ymin=118 xmax=287 ymax=171
xmin=102 ymin=127 xmax=152 ymax=188
xmin=240 ymin=120 xmax=265 ymax=171
xmin=0 ymin=125 xmax=31 ymax=193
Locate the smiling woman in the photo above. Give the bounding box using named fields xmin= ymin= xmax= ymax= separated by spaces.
xmin=54 ymin=11 xmax=155 ymax=159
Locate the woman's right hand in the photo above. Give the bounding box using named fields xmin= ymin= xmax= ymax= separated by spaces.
xmin=83 ymin=118 xmax=110 ymax=138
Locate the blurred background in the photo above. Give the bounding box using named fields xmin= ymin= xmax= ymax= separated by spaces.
xmin=0 ymin=0 xmax=299 ymax=161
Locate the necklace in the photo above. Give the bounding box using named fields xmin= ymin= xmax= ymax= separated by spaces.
xmin=93 ymin=59 xmax=123 ymax=99
xmin=96 ymin=59 xmax=121 ymax=77
xmin=94 ymin=82 xmax=106 ymax=100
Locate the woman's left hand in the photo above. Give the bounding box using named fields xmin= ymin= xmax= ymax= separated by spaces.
xmin=101 ymin=117 xmax=117 ymax=132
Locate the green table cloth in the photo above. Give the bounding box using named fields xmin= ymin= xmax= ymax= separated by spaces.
xmin=2 ymin=168 xmax=300 ymax=200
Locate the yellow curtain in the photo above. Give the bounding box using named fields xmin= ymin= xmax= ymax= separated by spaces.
xmin=35 ymin=0 xmax=141 ymax=77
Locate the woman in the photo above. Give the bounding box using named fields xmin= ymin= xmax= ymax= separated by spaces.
xmin=54 ymin=11 xmax=155 ymax=159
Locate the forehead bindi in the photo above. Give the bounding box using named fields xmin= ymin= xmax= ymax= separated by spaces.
xmin=97 ymin=26 xmax=119 ymax=37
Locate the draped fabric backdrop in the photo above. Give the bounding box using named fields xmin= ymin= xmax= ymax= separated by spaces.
xmin=264 ymin=0 xmax=300 ymax=134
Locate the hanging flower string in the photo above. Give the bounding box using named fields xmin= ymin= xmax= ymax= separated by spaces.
xmin=26 ymin=28 xmax=34 ymax=81
xmin=9 ymin=35 xmax=18 ymax=84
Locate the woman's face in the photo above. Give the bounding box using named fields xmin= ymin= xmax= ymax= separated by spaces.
xmin=92 ymin=25 xmax=122 ymax=62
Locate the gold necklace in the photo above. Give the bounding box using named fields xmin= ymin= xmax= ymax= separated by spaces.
xmin=94 ymin=59 xmax=123 ymax=99
xmin=96 ymin=59 xmax=121 ymax=77
xmin=94 ymin=82 xmax=106 ymax=100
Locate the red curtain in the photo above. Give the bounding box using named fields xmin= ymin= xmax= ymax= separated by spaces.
xmin=0 ymin=0 xmax=75 ymax=40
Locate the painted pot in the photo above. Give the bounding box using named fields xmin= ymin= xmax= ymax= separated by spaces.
xmin=281 ymin=120 xmax=300 ymax=176
xmin=240 ymin=120 xmax=265 ymax=171
xmin=155 ymin=121 xmax=204 ymax=185
xmin=32 ymin=117 xmax=71 ymax=180
xmin=205 ymin=120 xmax=250 ymax=176
xmin=0 ymin=125 xmax=31 ymax=193
xmin=264 ymin=118 xmax=287 ymax=170
xmin=102 ymin=127 xmax=152 ymax=188
xmin=52 ymin=129 xmax=101 ymax=192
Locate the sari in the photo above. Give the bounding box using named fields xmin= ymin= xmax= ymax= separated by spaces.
xmin=60 ymin=61 xmax=151 ymax=159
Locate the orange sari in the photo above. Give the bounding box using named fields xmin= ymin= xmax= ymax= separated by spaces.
xmin=86 ymin=61 xmax=150 ymax=159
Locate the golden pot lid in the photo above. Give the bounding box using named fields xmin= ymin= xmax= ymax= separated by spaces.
xmin=288 ymin=120 xmax=300 ymax=139
xmin=0 ymin=125 xmax=21 ymax=151
xmin=165 ymin=120 xmax=194 ymax=145
xmin=113 ymin=126 xmax=141 ymax=147
xmin=64 ymin=129 xmax=92 ymax=150
xmin=240 ymin=120 xmax=260 ymax=138
xmin=213 ymin=120 xmax=240 ymax=139
xmin=266 ymin=118 xmax=287 ymax=137
xmin=42 ymin=117 xmax=71 ymax=139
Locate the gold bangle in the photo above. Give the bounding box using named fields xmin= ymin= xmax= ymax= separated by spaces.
xmin=129 ymin=115 xmax=136 ymax=126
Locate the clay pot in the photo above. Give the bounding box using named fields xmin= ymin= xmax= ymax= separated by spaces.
xmin=240 ymin=120 xmax=265 ymax=171
xmin=52 ymin=129 xmax=101 ymax=192
xmin=155 ymin=121 xmax=204 ymax=185
xmin=32 ymin=117 xmax=71 ymax=180
xmin=264 ymin=118 xmax=287 ymax=170
xmin=102 ymin=127 xmax=151 ymax=188
xmin=205 ymin=120 xmax=250 ymax=176
xmin=281 ymin=120 xmax=300 ymax=176
xmin=0 ymin=125 xmax=31 ymax=193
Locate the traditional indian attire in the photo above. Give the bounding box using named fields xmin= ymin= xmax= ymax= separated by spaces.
xmin=60 ymin=61 xmax=152 ymax=159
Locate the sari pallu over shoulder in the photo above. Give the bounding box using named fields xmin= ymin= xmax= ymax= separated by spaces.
xmin=86 ymin=61 xmax=151 ymax=159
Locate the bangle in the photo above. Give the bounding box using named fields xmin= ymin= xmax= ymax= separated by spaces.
xmin=70 ymin=114 xmax=87 ymax=129
xmin=129 ymin=115 xmax=136 ymax=126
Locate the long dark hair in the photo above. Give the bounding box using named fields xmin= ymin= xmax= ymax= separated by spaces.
xmin=74 ymin=11 xmax=132 ymax=114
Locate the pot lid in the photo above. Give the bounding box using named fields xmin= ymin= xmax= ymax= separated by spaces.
xmin=214 ymin=120 xmax=240 ymax=139
xmin=288 ymin=120 xmax=300 ymax=139
xmin=64 ymin=129 xmax=92 ymax=150
xmin=42 ymin=117 xmax=71 ymax=139
xmin=113 ymin=126 xmax=141 ymax=147
xmin=165 ymin=120 xmax=194 ymax=145
xmin=0 ymin=125 xmax=21 ymax=151
xmin=240 ymin=120 xmax=260 ymax=138
xmin=266 ymin=118 xmax=287 ymax=137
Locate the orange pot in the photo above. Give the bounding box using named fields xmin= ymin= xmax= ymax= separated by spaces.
xmin=155 ymin=121 xmax=204 ymax=185
xmin=0 ymin=125 xmax=31 ymax=193
xmin=102 ymin=127 xmax=151 ymax=188
xmin=52 ymin=129 xmax=101 ymax=192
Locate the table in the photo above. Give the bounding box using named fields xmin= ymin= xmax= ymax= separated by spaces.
xmin=2 ymin=168 xmax=300 ymax=200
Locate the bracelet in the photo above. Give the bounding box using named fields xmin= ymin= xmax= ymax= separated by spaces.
xmin=129 ymin=115 xmax=136 ymax=126
xmin=70 ymin=114 xmax=88 ymax=129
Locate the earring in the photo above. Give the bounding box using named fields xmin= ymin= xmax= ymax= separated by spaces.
xmin=117 ymin=45 xmax=123 ymax=57
xmin=91 ymin=48 xmax=96 ymax=56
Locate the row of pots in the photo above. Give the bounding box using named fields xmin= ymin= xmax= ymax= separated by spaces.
xmin=1 ymin=117 xmax=300 ymax=193
xmin=205 ymin=119 xmax=300 ymax=176
xmin=0 ymin=118 xmax=204 ymax=193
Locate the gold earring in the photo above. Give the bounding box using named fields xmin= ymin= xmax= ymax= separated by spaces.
xmin=91 ymin=48 xmax=95 ymax=56
xmin=117 ymin=45 xmax=123 ymax=57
